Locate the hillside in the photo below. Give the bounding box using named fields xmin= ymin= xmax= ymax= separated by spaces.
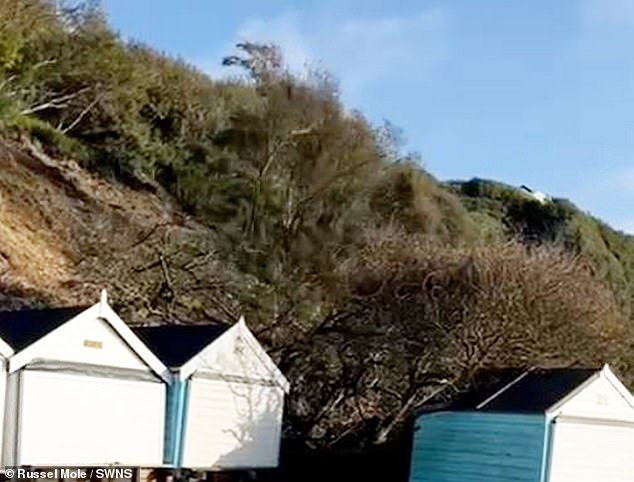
xmin=449 ymin=178 xmax=634 ymax=318
xmin=0 ymin=133 xmax=245 ymax=325
xmin=1 ymin=0 xmax=634 ymax=459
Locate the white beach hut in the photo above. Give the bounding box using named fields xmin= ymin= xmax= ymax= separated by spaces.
xmin=133 ymin=317 xmax=290 ymax=470
xmin=0 ymin=292 xmax=170 ymax=467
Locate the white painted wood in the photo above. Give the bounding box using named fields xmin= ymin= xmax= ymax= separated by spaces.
xmin=181 ymin=377 xmax=284 ymax=469
xmin=17 ymin=370 xmax=165 ymax=466
xmin=1 ymin=295 xmax=172 ymax=467
xmin=98 ymin=301 xmax=171 ymax=381
xmin=9 ymin=302 xmax=170 ymax=381
xmin=601 ymin=364 xmax=634 ymax=407
xmin=0 ymin=358 xmax=7 ymax=467
xmin=548 ymin=418 xmax=634 ymax=482
xmin=235 ymin=318 xmax=289 ymax=392
xmin=546 ymin=366 xmax=634 ymax=481
xmin=10 ymin=310 xmax=148 ymax=372
xmin=179 ymin=318 xmax=289 ymax=393
xmin=2 ymin=371 xmax=20 ymax=467
xmin=557 ymin=376 xmax=634 ymax=419
xmin=160 ymin=317 xmax=288 ymax=469
xmin=0 ymin=339 xmax=13 ymax=358
xmin=548 ymin=366 xmax=634 ymax=421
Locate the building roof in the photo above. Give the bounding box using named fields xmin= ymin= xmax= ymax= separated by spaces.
xmin=0 ymin=306 xmax=87 ymax=352
xmin=475 ymin=368 xmax=598 ymax=411
xmin=420 ymin=367 xmax=600 ymax=415
xmin=132 ymin=324 xmax=230 ymax=368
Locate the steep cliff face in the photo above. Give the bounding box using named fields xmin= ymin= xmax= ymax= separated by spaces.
xmin=0 ymin=135 xmax=215 ymax=315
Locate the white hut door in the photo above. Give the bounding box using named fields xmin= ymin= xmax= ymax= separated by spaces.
xmin=548 ymin=419 xmax=634 ymax=482
xmin=181 ymin=377 xmax=284 ymax=469
xmin=17 ymin=370 xmax=165 ymax=466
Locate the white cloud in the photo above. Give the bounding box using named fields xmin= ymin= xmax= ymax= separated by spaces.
xmin=193 ymin=7 xmax=450 ymax=107
xmin=324 ymin=9 xmax=450 ymax=100
xmin=193 ymin=12 xmax=313 ymax=81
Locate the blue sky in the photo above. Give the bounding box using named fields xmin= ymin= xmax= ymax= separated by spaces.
xmin=102 ymin=0 xmax=634 ymax=233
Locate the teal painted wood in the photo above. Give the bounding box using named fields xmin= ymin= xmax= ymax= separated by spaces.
xmin=409 ymin=412 xmax=546 ymax=482
xmin=175 ymin=378 xmax=190 ymax=467
xmin=164 ymin=378 xmax=190 ymax=466
xmin=539 ymin=419 xmax=554 ymax=482
xmin=164 ymin=378 xmax=179 ymax=465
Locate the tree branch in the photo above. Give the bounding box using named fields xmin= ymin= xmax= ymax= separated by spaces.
xmin=21 ymin=87 xmax=90 ymax=115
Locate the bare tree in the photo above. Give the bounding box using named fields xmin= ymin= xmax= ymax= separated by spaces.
xmin=285 ymin=232 xmax=624 ymax=448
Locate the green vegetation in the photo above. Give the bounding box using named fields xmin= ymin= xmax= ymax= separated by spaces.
xmin=2 ymin=0 xmax=634 ymax=455
xmin=450 ymin=178 xmax=634 ymax=317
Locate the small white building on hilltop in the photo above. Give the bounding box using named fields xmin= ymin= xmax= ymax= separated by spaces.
xmin=520 ymin=184 xmax=551 ymax=204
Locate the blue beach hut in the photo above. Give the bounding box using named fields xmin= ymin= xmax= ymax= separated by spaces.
xmin=409 ymin=365 xmax=634 ymax=482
